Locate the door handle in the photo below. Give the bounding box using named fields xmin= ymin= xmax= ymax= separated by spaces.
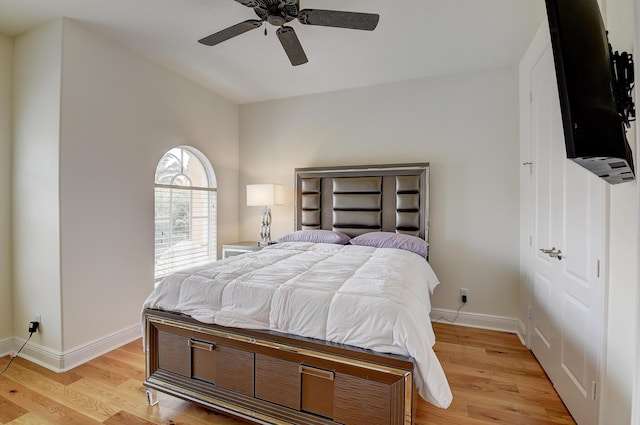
xmin=539 ymin=247 xmax=563 ymax=260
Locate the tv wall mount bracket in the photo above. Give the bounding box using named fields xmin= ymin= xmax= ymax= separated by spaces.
xmin=609 ymin=42 xmax=635 ymax=129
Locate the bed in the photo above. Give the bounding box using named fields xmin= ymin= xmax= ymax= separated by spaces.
xmin=142 ymin=163 xmax=452 ymax=425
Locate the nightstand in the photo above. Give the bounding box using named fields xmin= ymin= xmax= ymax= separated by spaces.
xmin=222 ymin=241 xmax=264 ymax=259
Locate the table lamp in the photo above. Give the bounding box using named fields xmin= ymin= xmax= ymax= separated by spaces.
xmin=246 ymin=183 xmax=284 ymax=246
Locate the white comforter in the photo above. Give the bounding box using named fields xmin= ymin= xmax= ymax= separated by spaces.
xmin=142 ymin=242 xmax=452 ymax=408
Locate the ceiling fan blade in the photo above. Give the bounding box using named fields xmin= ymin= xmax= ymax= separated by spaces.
xmin=298 ymin=9 xmax=379 ymax=31
xmin=198 ymin=19 xmax=263 ymax=46
xmin=277 ymin=26 xmax=308 ymax=66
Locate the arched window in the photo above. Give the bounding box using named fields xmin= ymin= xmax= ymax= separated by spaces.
xmin=154 ymin=146 xmax=217 ymax=281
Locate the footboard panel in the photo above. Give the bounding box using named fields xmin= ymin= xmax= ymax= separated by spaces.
xmin=144 ymin=309 xmax=416 ymax=425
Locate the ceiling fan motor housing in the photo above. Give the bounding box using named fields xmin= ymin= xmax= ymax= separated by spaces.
xmin=253 ymin=0 xmax=298 ymax=26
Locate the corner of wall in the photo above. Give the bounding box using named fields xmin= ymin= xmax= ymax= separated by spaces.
xmin=12 ymin=19 xmax=64 ymax=353
xmin=0 ymin=33 xmax=15 ymax=345
xmin=599 ymin=0 xmax=639 ymax=423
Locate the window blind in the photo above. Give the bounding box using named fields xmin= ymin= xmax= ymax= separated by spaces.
xmin=154 ymin=185 xmax=217 ymax=280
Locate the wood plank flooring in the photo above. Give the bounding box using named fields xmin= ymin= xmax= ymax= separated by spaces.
xmin=0 ymin=323 xmax=576 ymax=425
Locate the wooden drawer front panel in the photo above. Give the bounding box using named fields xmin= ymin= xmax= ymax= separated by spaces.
xmin=255 ymin=354 xmax=301 ymax=410
xmin=300 ymin=365 xmax=334 ymax=418
xmin=190 ymin=339 xmax=216 ymax=383
xmin=334 ymin=373 xmax=392 ymax=425
xmin=214 ymin=345 xmax=254 ymax=397
xmin=157 ymin=330 xmax=190 ymax=377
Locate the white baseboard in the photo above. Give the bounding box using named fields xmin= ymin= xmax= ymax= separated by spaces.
xmin=516 ymin=318 xmax=528 ymax=346
xmin=430 ymin=308 xmax=522 ymax=337
xmin=0 ymin=337 xmax=14 ymax=358
xmin=11 ymin=324 xmax=141 ymax=372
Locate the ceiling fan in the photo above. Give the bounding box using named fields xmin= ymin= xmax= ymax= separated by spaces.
xmin=198 ymin=0 xmax=380 ymax=66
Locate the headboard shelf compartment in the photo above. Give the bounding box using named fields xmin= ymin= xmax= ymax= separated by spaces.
xmin=295 ymin=163 xmax=430 ymax=241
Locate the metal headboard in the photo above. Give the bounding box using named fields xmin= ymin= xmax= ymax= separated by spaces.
xmin=294 ymin=163 xmax=430 ymax=244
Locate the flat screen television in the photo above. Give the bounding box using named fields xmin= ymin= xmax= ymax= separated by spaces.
xmin=545 ymin=0 xmax=635 ymax=184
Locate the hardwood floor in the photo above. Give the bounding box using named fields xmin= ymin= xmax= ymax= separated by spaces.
xmin=0 ymin=323 xmax=575 ymax=425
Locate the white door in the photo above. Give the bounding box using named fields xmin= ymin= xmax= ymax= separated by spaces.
xmin=528 ymin=34 xmax=606 ymax=425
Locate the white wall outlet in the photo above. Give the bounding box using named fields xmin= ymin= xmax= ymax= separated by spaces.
xmin=35 ymin=314 xmax=41 ymax=324
xmin=460 ymin=288 xmax=469 ymax=301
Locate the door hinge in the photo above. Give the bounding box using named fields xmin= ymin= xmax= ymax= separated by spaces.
xmin=592 ymin=381 xmax=597 ymax=400
xmin=597 ymin=260 xmax=600 ymax=278
xmin=528 ymin=304 xmax=532 ymax=319
xmin=530 ymin=91 xmax=533 ymax=103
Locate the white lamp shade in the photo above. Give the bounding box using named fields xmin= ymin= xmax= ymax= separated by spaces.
xmin=246 ymin=184 xmax=284 ymax=206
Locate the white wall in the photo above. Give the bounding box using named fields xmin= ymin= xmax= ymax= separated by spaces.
xmin=13 ymin=20 xmax=64 ymax=352
xmin=239 ymin=68 xmax=521 ymax=319
xmin=600 ymin=0 xmax=640 ymax=422
xmin=0 ymin=34 xmax=13 ymax=343
xmin=56 ymin=20 xmax=240 ymax=352
xmin=633 ymin=0 xmax=640 ymax=417
xmin=11 ymin=19 xmax=240 ymax=365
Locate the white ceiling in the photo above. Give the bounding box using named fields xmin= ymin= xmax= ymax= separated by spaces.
xmin=0 ymin=0 xmax=545 ymax=104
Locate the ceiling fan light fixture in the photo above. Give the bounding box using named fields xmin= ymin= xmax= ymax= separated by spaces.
xmin=267 ymin=7 xmax=287 ymax=26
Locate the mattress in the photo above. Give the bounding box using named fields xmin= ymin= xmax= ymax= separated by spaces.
xmin=142 ymin=241 xmax=452 ymax=408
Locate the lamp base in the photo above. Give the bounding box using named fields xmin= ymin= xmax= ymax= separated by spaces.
xmin=258 ymin=206 xmax=272 ymax=247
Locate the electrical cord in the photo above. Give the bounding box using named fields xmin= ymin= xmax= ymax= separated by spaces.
xmin=434 ymin=301 xmax=466 ymax=324
xmin=0 ymin=331 xmax=35 ymax=376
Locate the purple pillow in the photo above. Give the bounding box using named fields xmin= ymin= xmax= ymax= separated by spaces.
xmin=278 ymin=230 xmax=351 ymax=245
xmin=350 ymin=232 xmax=428 ymax=258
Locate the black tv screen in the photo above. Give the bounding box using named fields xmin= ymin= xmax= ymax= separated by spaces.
xmin=545 ymin=0 xmax=635 ymax=184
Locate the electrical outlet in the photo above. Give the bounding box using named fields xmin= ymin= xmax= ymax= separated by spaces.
xmin=28 ymin=314 xmax=41 ymax=333
xmin=460 ymin=288 xmax=469 ymax=303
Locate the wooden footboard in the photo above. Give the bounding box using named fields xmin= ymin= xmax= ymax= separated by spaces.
xmin=143 ymin=308 xmax=416 ymax=425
